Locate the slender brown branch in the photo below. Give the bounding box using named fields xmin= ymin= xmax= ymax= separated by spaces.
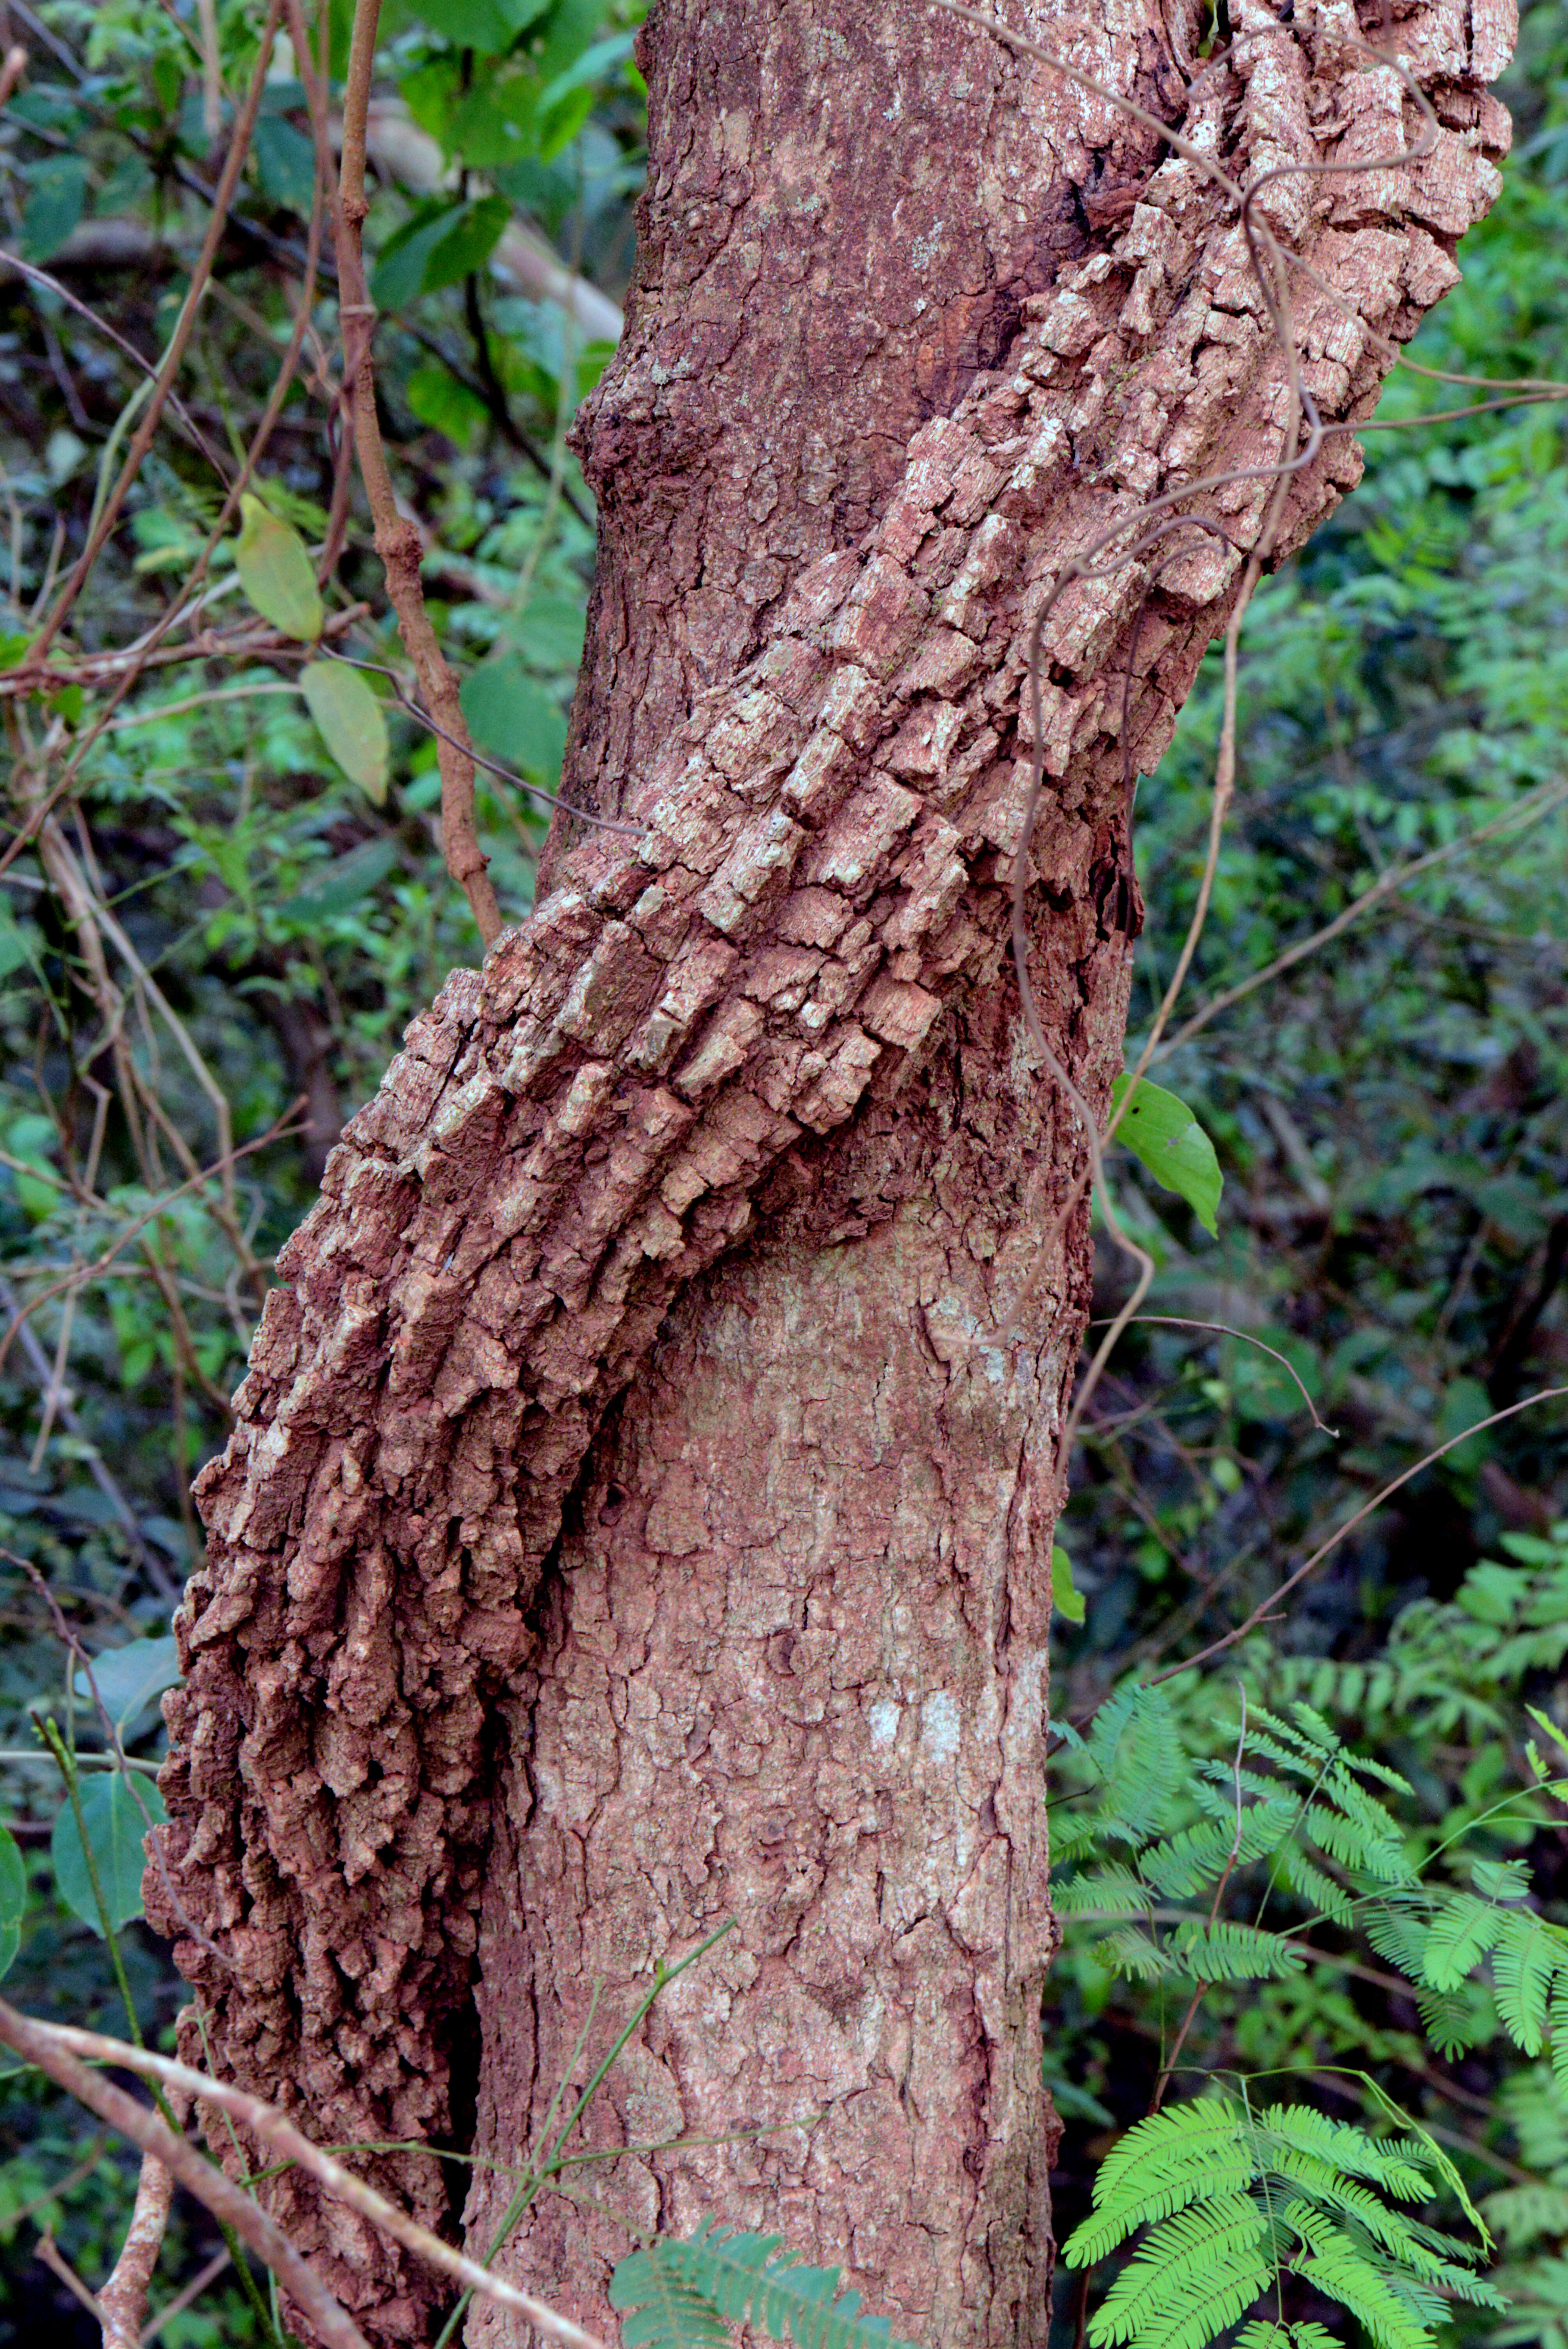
xmin=32 ymin=2020 xmax=610 ymax=2349
xmin=36 ymin=2230 xmax=105 ymax=2323
xmin=332 ymin=0 xmax=504 ymax=945
xmin=1149 ymin=1383 xmax=1568 ymax=1686
xmin=99 ymin=2121 xmax=181 ymax=2349
xmin=0 ymin=1998 xmax=371 ymax=2349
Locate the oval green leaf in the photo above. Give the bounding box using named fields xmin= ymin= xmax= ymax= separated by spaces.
xmin=1051 ymin=1543 xmax=1087 ymax=1626
xmin=73 ymin=1634 xmax=182 ymax=1737
xmin=0 ymin=1822 xmax=25 ymax=1981
xmin=234 ymin=492 xmax=323 ymax=643
xmin=1109 ymin=1073 xmax=1223 ymax=1236
xmin=460 ymin=651 xmax=567 ymax=781
xmin=301 ymin=660 xmax=390 ymax=803
xmin=51 ymin=1772 xmax=167 ymax=1937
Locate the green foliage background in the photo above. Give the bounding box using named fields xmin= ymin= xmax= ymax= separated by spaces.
xmin=0 ymin=0 xmax=1564 ymax=2342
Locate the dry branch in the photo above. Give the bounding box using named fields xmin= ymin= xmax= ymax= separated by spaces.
xmin=0 ymin=1998 xmax=371 ymax=2349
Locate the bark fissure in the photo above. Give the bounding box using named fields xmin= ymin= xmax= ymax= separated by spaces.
xmin=150 ymin=0 xmax=1512 ymax=2340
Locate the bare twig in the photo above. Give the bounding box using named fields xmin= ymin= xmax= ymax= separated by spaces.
xmin=26 ymin=2019 xmax=611 ymax=2349
xmin=333 ymin=0 xmax=504 ymax=945
xmin=1149 ymin=1384 xmax=1568 ymax=1686
xmin=0 ymin=1998 xmax=371 ymax=2349
xmin=99 ymin=2105 xmax=185 ymax=2349
xmin=36 ymin=2229 xmax=105 ymax=2323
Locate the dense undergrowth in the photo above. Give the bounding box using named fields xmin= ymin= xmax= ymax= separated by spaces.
xmin=0 ymin=0 xmax=1563 ymax=2343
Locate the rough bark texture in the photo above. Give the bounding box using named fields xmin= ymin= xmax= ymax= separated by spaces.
xmin=149 ymin=0 xmax=1513 ymax=2341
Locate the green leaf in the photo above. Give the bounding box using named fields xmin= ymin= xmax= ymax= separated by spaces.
xmin=274 ymin=838 xmax=400 ymax=929
xmin=253 ymin=115 xmax=319 ymax=215
xmin=0 ymin=903 xmax=32 ymax=985
xmin=1109 ymin=1074 xmax=1223 ymax=1235
xmin=0 ymin=1823 xmax=25 ymax=1982
xmin=51 ymin=1773 xmax=167 ymax=1937
xmin=234 ymin=494 xmax=323 ymax=643
xmin=20 ymin=157 xmax=87 ymax=262
xmin=406 ymin=0 xmax=550 ymax=51
xmin=371 ymin=195 xmax=512 ymax=308
xmin=538 ymin=29 xmax=636 ymax=112
xmin=73 ymin=1636 xmax=182 ymax=1737
xmin=460 ymin=651 xmax=567 ymax=780
xmin=1052 ymin=1543 xmax=1086 ymax=1625
xmin=300 ymin=661 xmax=390 ymax=804
xmin=406 ymin=360 xmax=491 ymax=449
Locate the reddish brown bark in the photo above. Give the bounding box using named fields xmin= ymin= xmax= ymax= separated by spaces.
xmin=150 ymin=0 xmax=1512 ymax=2342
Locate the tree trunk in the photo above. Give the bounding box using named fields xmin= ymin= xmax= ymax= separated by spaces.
xmin=148 ymin=0 xmax=1512 ymax=2342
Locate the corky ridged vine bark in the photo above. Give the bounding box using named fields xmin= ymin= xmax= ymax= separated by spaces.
xmin=149 ymin=0 xmax=1512 ymax=2341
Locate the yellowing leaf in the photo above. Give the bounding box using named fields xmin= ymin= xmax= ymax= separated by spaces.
xmin=1109 ymin=1073 xmax=1224 ymax=1235
xmin=301 ymin=659 xmax=390 ymax=802
xmin=235 ymin=492 xmax=322 ymax=642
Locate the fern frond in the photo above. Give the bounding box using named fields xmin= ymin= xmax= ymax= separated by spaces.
xmin=611 ymin=2230 xmax=917 ymax=2349
xmin=1495 ymin=1912 xmax=1557 ymax=2055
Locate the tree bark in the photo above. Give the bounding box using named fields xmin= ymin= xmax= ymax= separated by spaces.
xmin=148 ymin=0 xmax=1513 ymax=2342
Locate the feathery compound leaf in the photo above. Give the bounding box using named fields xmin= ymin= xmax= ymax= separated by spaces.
xmin=1142 ymin=1805 xmax=1294 ymax=1899
xmin=1086 ymin=2196 xmax=1272 ymax=2349
xmin=1551 ymin=1971 xmax=1568 ymax=2091
xmin=1071 ymin=2098 xmax=1250 ymax=2243
xmin=1278 ymin=1847 xmax=1356 ymax=1926
xmin=1258 ymin=2107 xmax=1435 ymax=2200
xmin=1054 ymin=1863 xmax=1154 ymax=1920
xmin=1415 ymin=1982 xmax=1492 ymax=2062
xmin=1299 ymin=1801 xmax=1411 ymax=1886
xmin=1472 ymin=1857 xmax=1533 ymax=1902
xmin=1293 ymin=2237 xmax=1446 ymax=2349
xmin=1362 ymin=1904 xmax=1430 ymax=1983
xmin=612 ymin=2228 xmax=918 ymax=2349
xmin=1494 ymin=1912 xmax=1559 ymax=2055
xmin=1090 ymin=1685 xmax=1185 ymax=1843
xmin=611 ymin=2249 xmax=732 ymax=2349
xmin=1092 ymin=1927 xmax=1177 ymax=1982
xmin=1169 ymin=1919 xmax=1305 ymax=1983
xmin=1422 ymin=1892 xmax=1506 ymax=1991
